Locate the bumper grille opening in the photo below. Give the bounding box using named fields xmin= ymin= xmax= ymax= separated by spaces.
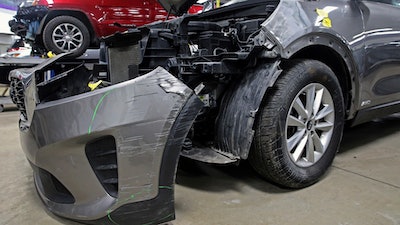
xmin=85 ymin=136 xmax=118 ymax=198
xmin=10 ymin=78 xmax=27 ymax=120
xmin=36 ymin=167 xmax=75 ymax=204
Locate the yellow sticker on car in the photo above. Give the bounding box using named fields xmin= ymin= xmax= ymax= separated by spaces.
xmin=315 ymin=7 xmax=337 ymax=28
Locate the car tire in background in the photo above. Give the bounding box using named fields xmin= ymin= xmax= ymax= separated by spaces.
xmin=249 ymin=59 xmax=345 ymax=188
xmin=42 ymin=16 xmax=90 ymax=57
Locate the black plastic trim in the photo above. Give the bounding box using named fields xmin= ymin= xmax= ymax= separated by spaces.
xmin=31 ymin=163 xmax=75 ymax=204
xmin=85 ymin=136 xmax=118 ymax=198
xmin=351 ymin=100 xmax=400 ymax=126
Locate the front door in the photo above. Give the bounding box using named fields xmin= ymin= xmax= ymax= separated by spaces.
xmin=357 ymin=0 xmax=400 ymax=110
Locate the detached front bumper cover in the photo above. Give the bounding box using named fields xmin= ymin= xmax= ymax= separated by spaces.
xmin=12 ymin=64 xmax=203 ymax=224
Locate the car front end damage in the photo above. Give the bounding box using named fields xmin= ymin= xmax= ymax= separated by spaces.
xmin=9 ymin=0 xmax=283 ymax=223
xmin=10 ymin=0 xmax=357 ymax=223
xmin=9 ymin=3 xmax=280 ymax=221
xmin=10 ymin=52 xmax=203 ymax=224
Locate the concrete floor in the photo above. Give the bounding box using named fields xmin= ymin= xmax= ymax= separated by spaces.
xmin=0 ymin=104 xmax=399 ymax=225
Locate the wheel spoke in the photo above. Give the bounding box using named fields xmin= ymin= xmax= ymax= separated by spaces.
xmin=287 ymin=115 xmax=305 ymax=128
xmin=315 ymin=121 xmax=333 ymax=131
xmin=292 ymin=133 xmax=308 ymax=162
xmin=287 ymin=129 xmax=306 ymax=152
xmin=55 ymin=40 xmax=67 ymax=49
xmin=306 ymin=85 xmax=316 ymax=118
xmin=72 ymin=33 xmax=82 ymax=38
xmin=312 ymin=132 xmax=325 ymax=153
xmin=293 ymin=98 xmax=308 ymax=119
xmin=66 ymin=42 xmax=71 ymax=51
xmin=62 ymin=41 xmax=68 ymax=50
xmin=72 ymin=37 xmax=82 ymax=43
xmin=60 ymin=24 xmax=68 ymax=32
xmin=68 ymin=41 xmax=79 ymax=51
xmin=313 ymin=88 xmax=323 ymax=116
xmin=315 ymin=105 xmax=334 ymax=120
xmin=70 ymin=27 xmax=78 ymax=34
xmin=306 ymin=134 xmax=315 ymax=162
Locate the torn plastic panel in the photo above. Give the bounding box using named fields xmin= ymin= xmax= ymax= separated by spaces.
xmin=16 ymin=66 xmax=203 ymax=223
xmin=216 ymin=60 xmax=282 ymax=159
xmin=9 ymin=52 xmax=75 ymax=123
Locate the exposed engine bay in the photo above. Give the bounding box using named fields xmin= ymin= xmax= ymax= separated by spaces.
xmin=15 ymin=0 xmax=280 ymax=164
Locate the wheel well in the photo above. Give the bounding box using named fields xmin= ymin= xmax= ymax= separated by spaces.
xmin=41 ymin=10 xmax=96 ymax=45
xmin=290 ymin=45 xmax=352 ymax=114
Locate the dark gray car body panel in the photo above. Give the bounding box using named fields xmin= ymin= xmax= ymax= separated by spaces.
xmin=15 ymin=65 xmax=203 ymax=222
xmin=260 ymin=0 xmax=400 ymax=121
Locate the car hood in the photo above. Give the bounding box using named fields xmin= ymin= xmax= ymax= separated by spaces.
xmin=157 ymin=0 xmax=198 ymax=16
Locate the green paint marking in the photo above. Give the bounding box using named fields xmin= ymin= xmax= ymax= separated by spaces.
xmin=107 ymin=210 xmax=120 ymax=225
xmin=88 ymin=90 xmax=113 ymax=134
xmin=159 ymin=185 xmax=173 ymax=190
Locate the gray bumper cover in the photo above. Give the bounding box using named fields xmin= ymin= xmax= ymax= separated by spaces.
xmin=19 ymin=67 xmax=203 ymax=224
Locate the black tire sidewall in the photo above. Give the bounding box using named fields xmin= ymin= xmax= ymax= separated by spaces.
xmin=251 ymin=60 xmax=344 ymax=188
xmin=42 ymin=16 xmax=90 ymax=57
xmin=278 ymin=61 xmax=344 ymax=184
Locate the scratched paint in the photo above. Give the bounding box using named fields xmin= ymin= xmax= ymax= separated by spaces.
xmin=88 ymin=89 xmax=114 ymax=134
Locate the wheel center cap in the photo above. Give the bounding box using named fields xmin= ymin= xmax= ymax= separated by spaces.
xmin=306 ymin=121 xmax=313 ymax=130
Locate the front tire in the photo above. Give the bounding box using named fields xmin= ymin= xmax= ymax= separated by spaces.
xmin=42 ymin=16 xmax=90 ymax=57
xmin=249 ymin=60 xmax=345 ymax=188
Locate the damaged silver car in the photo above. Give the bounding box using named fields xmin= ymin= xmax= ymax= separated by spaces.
xmin=9 ymin=0 xmax=400 ymax=224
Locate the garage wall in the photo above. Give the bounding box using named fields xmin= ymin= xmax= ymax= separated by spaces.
xmin=0 ymin=2 xmax=19 ymax=53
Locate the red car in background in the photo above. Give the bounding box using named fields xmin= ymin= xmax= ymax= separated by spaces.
xmin=9 ymin=0 xmax=203 ymax=57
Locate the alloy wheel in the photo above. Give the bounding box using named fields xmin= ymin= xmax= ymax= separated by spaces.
xmin=52 ymin=23 xmax=83 ymax=52
xmin=285 ymin=83 xmax=335 ymax=167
